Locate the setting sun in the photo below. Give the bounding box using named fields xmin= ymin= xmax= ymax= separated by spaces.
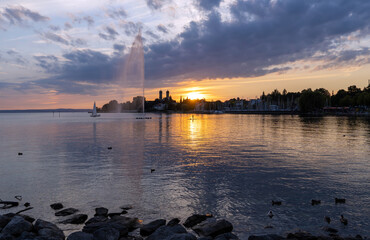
xmin=187 ymin=92 xmax=205 ymax=100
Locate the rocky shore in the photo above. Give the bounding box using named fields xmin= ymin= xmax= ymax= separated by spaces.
xmin=0 ymin=204 xmax=367 ymax=240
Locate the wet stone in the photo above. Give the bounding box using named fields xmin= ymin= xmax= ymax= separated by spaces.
xmin=50 ymin=203 xmax=64 ymax=210
xmin=167 ymin=218 xmax=180 ymax=227
xmin=67 ymin=231 xmax=93 ymax=240
xmin=140 ymin=219 xmax=166 ymax=237
xmin=183 ymin=214 xmax=212 ymax=228
xmin=193 ymin=219 xmax=233 ymax=238
xmin=55 ymin=208 xmax=78 ymax=216
xmin=1 ymin=216 xmax=33 ymax=236
xmin=60 ymin=214 xmax=88 ymax=224
xmin=95 ymin=207 xmax=108 ymax=217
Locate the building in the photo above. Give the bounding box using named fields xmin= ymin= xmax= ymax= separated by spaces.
xmin=159 ymin=90 xmax=163 ymax=100
xmin=166 ymin=90 xmax=169 ymax=100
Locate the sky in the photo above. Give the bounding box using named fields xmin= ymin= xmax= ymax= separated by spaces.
xmin=1 ymin=0 xmax=370 ymax=109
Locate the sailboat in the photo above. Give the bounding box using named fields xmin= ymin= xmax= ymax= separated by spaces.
xmin=90 ymin=102 xmax=100 ymax=117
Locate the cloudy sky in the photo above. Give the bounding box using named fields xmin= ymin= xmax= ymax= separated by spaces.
xmin=1 ymin=0 xmax=370 ymax=109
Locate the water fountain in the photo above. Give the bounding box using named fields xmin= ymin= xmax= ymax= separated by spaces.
xmin=123 ymin=30 xmax=151 ymax=119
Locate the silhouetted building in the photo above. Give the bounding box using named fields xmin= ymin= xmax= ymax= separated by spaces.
xmin=166 ymin=90 xmax=169 ymax=99
xmin=159 ymin=90 xmax=163 ymax=100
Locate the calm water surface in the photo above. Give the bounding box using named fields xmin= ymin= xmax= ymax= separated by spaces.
xmin=0 ymin=113 xmax=369 ymax=239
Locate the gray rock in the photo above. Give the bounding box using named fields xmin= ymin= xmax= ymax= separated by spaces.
xmin=93 ymin=227 xmax=120 ymax=240
xmin=60 ymin=214 xmax=88 ymax=224
xmin=165 ymin=233 xmax=197 ymax=240
xmin=18 ymin=215 xmax=35 ymax=224
xmin=146 ymin=225 xmax=187 ymax=240
xmin=215 ymin=233 xmax=239 ymax=240
xmin=108 ymin=213 xmax=122 ymax=218
xmin=1 ymin=216 xmax=33 ymax=236
xmin=17 ymin=231 xmax=37 ymax=240
xmin=95 ymin=208 xmax=108 ymax=217
xmin=34 ymin=219 xmax=64 ymax=240
xmin=0 ymin=233 xmax=15 ymax=240
xmin=183 ymin=214 xmax=212 ymax=228
xmin=0 ymin=215 xmax=12 ymax=228
xmin=50 ymin=203 xmax=64 ymax=210
xmin=248 ymin=235 xmax=284 ymax=240
xmin=167 ymin=218 xmax=180 ymax=227
xmin=83 ymin=216 xmax=137 ymax=237
xmin=67 ymin=231 xmax=93 ymax=240
xmin=193 ymin=219 xmax=233 ymax=238
xmin=286 ymin=231 xmax=313 ymax=239
xmin=198 ymin=237 xmax=213 ymax=240
xmin=85 ymin=216 xmax=108 ymax=225
xmin=118 ymin=236 xmax=143 ymax=240
xmin=55 ymin=208 xmax=78 ymax=216
xmin=322 ymin=226 xmax=338 ymax=233
xmin=140 ymin=219 xmax=166 ymax=237
xmin=119 ymin=205 xmax=133 ymax=211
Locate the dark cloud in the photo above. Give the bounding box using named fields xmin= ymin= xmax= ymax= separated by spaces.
xmin=157 ymin=24 xmax=168 ymax=34
xmin=99 ymin=26 xmax=119 ymax=40
xmin=49 ymin=25 xmax=60 ymax=31
xmin=40 ymin=31 xmax=69 ymax=45
xmin=83 ymin=16 xmax=94 ymax=26
xmin=64 ymin=22 xmax=73 ymax=30
xmin=30 ymin=50 xmax=124 ymax=94
xmin=145 ymin=30 xmax=160 ymax=39
xmin=106 ymin=7 xmax=127 ymax=19
xmin=5 ymin=49 xmax=28 ymax=64
xmin=113 ymin=44 xmax=125 ymax=52
xmin=0 ymin=6 xmax=49 ymax=26
xmin=196 ymin=0 xmax=222 ymax=11
xmin=6 ymin=50 xmax=18 ymax=55
xmin=143 ymin=0 xmax=370 ymax=83
xmin=145 ymin=0 xmax=170 ymax=10
xmin=120 ymin=21 xmax=142 ymax=36
xmin=39 ymin=31 xmax=87 ymax=46
xmin=70 ymin=14 xmax=94 ymax=26
xmin=34 ymin=55 xmax=60 ymax=73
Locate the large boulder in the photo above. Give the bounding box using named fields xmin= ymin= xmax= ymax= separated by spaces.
xmin=34 ymin=219 xmax=64 ymax=240
xmin=85 ymin=216 xmax=108 ymax=225
xmin=67 ymin=231 xmax=93 ymax=240
xmin=95 ymin=207 xmax=108 ymax=217
xmin=248 ymin=235 xmax=284 ymax=240
xmin=215 ymin=233 xmax=239 ymax=240
xmin=164 ymin=233 xmax=197 ymax=240
xmin=146 ymin=224 xmax=187 ymax=240
xmin=193 ymin=219 xmax=233 ymax=238
xmin=55 ymin=208 xmax=78 ymax=216
xmin=93 ymin=227 xmax=120 ymax=240
xmin=167 ymin=218 xmax=180 ymax=227
xmin=1 ymin=216 xmax=33 ymax=236
xmin=140 ymin=219 xmax=166 ymax=237
xmin=0 ymin=233 xmax=15 ymax=240
xmin=0 ymin=215 xmax=12 ymax=229
xmin=83 ymin=216 xmax=138 ymax=238
xmin=183 ymin=214 xmax=212 ymax=228
xmin=17 ymin=231 xmax=37 ymax=240
xmin=50 ymin=203 xmax=64 ymax=210
xmin=60 ymin=214 xmax=88 ymax=224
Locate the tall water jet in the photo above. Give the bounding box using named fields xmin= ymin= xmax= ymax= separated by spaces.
xmin=123 ymin=30 xmax=146 ymax=115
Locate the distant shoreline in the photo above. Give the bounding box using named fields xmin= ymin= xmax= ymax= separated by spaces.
xmin=0 ymin=109 xmax=369 ymax=117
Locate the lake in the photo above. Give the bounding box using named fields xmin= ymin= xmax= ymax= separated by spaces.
xmin=0 ymin=113 xmax=369 ymax=239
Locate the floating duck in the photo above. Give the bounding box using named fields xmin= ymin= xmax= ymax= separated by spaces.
xmin=324 ymin=216 xmax=331 ymax=224
xmin=18 ymin=153 xmax=23 ymax=156
xmin=340 ymin=215 xmax=348 ymax=225
xmin=268 ymin=210 xmax=274 ymax=218
xmin=107 ymin=147 xmax=112 ymax=150
xmin=151 ymin=169 xmax=155 ymax=173
xmin=24 ymin=202 xmax=30 ymax=207
xmin=311 ymin=199 xmax=321 ymax=205
xmin=271 ymin=200 xmax=282 ymax=206
xmin=335 ymin=198 xmax=346 ymax=204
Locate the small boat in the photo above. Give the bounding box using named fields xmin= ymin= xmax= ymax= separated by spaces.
xmin=90 ymin=102 xmax=100 ymax=117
